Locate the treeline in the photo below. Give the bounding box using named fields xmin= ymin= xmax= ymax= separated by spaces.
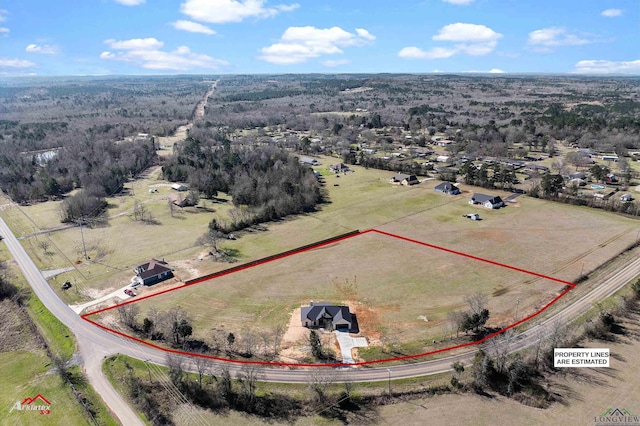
xmin=162 ymin=139 xmax=325 ymax=232
xmin=0 ymin=137 xmax=156 ymax=206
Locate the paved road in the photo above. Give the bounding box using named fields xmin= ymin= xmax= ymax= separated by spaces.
xmin=3 ymin=211 xmax=640 ymax=422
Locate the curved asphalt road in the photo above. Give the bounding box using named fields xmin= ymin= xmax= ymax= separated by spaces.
xmin=3 ymin=215 xmax=640 ymax=424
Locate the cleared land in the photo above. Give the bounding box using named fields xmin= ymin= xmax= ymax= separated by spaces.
xmin=2 ymin=157 xmax=638 ymax=357
xmin=99 ymin=230 xmax=560 ymax=349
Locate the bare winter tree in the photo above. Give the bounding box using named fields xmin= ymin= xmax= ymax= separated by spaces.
xmin=193 ymin=355 xmax=211 ymax=389
xmin=447 ymin=310 xmax=466 ymax=339
xmin=464 ymin=293 xmax=488 ymax=316
xmin=308 ymin=369 xmax=335 ymax=405
xmin=117 ymin=303 xmax=140 ymax=329
xmin=166 ymin=353 xmax=184 ymax=387
xmin=38 ymin=239 xmax=51 ymax=255
xmin=237 ymin=364 xmax=263 ymax=408
xmin=272 ymin=325 xmax=284 ymax=357
xmin=132 ymin=200 xmax=148 ymax=221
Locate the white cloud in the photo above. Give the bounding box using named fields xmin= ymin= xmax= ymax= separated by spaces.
xmin=101 ymin=37 xmax=228 ymax=71
xmin=527 ymin=27 xmax=591 ymax=50
xmin=0 ymin=57 xmax=36 ymax=68
xmin=171 ymin=20 xmax=216 ymax=35
xmin=105 ymin=38 xmax=164 ymax=50
xmin=574 ymin=59 xmax=640 ymax=74
xmin=399 ymin=23 xmax=501 ymax=60
xmin=489 ymin=68 xmax=505 ymax=73
xmin=25 ymin=44 xmax=58 ymax=55
xmin=0 ymin=9 xmax=9 ymax=34
xmin=180 ymin=0 xmax=299 ymax=24
xmin=113 ymin=0 xmax=145 ymax=5
xmin=259 ymin=26 xmax=375 ymax=64
xmin=398 ymin=46 xmax=457 ymax=59
xmin=433 ymin=23 xmax=502 ymax=43
xmin=601 ymin=9 xmax=622 ymax=18
xmin=322 ymin=59 xmax=350 ymax=67
xmin=441 ymin=0 xmax=475 ymax=5
xmin=355 ymin=28 xmax=375 ymax=41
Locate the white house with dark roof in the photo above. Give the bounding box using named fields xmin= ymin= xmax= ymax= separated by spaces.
xmin=434 ymin=181 xmax=460 ymax=195
xmin=469 ymin=193 xmax=504 ymax=209
xmin=301 ymin=302 xmax=352 ymax=331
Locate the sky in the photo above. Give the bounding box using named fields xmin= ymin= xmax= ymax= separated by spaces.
xmin=0 ymin=0 xmax=638 ymax=76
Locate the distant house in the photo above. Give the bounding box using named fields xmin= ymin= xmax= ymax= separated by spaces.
xmin=605 ymin=173 xmax=619 ymax=184
xmin=301 ymin=302 xmax=352 ymax=331
xmin=390 ymin=173 xmax=419 ymax=186
xmin=134 ymin=259 xmax=173 ymax=286
xmin=434 ymin=181 xmax=461 ymax=195
xmin=620 ymin=194 xmax=633 ymax=202
xmin=436 ymin=155 xmax=451 ymax=163
xmin=300 ymin=157 xmax=320 ymax=166
xmin=171 ymin=183 xmax=188 ymax=192
xmin=469 ymin=193 xmax=504 ymax=209
xmin=330 ymin=163 xmax=350 ymax=174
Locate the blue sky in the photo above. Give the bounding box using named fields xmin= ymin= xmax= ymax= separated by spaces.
xmin=0 ymin=0 xmax=638 ymax=75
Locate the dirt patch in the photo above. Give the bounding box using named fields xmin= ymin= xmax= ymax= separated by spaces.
xmin=279 ymin=308 xmax=311 ymax=363
xmin=81 ymin=287 xmax=115 ymax=300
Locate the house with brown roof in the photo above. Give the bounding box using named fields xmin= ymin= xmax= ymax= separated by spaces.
xmin=134 ymin=259 xmax=173 ymax=286
xmin=390 ymin=173 xmax=419 ymax=186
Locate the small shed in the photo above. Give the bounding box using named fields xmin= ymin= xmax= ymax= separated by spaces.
xmin=171 ymin=183 xmax=188 ymax=192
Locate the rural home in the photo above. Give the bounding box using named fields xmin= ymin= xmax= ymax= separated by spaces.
xmin=434 ymin=181 xmax=461 ymax=195
xmin=330 ymin=163 xmax=351 ymax=174
xmin=134 ymin=259 xmax=173 ymax=286
xmin=301 ymin=302 xmax=353 ymax=331
xmin=299 ymin=157 xmax=320 ymax=166
xmin=390 ymin=173 xmax=419 ymax=186
xmin=171 ymin=183 xmax=188 ymax=192
xmin=620 ymin=194 xmax=633 ymax=202
xmin=469 ymin=193 xmax=504 ymax=209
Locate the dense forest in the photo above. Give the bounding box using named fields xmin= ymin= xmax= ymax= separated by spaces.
xmin=0 ymin=76 xmax=211 ymax=204
xmin=3 ymin=74 xmax=640 ymax=217
xmin=163 ymin=139 xmax=325 ymax=232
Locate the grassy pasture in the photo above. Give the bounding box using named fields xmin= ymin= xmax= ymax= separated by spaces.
xmin=114 ymin=230 xmax=561 ymax=348
xmin=3 ymin=156 xmax=639 ymax=353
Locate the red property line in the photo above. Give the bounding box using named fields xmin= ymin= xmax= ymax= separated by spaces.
xmin=82 ymin=229 xmax=576 ymax=367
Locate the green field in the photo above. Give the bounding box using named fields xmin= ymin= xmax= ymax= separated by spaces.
xmin=3 ymin=157 xmax=639 ymax=358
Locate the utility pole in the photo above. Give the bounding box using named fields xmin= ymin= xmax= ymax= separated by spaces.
xmin=78 ymin=218 xmax=89 ymax=260
xmin=144 ymin=359 xmax=152 ymax=383
xmin=514 ymin=298 xmax=521 ymax=322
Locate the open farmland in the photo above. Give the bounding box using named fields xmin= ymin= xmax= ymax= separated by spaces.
xmin=99 ymin=230 xmax=561 ymax=351
xmin=82 ymin=159 xmax=638 ymax=361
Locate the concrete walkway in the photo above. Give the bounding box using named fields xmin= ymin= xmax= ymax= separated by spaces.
xmin=334 ymin=331 xmax=368 ymax=364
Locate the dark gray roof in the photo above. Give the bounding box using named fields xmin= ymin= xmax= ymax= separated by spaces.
xmin=392 ymin=173 xmax=417 ymax=182
xmin=301 ymin=302 xmax=351 ymax=323
xmin=472 ymin=193 xmax=503 ymax=204
xmin=135 ymin=259 xmax=171 ymax=280
xmin=434 ymin=182 xmax=458 ymax=192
